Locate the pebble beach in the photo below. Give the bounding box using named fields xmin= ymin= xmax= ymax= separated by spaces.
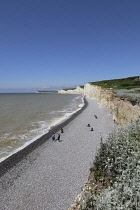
xmin=0 ymin=97 xmax=117 ymax=210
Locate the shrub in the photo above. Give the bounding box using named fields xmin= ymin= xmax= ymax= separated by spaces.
xmin=113 ymin=88 xmax=140 ymax=103
xmin=82 ymin=118 xmax=140 ymax=210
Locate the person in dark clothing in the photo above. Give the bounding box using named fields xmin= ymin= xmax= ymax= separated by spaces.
xmin=91 ymin=127 xmax=94 ymax=131
xmin=86 ymin=124 xmax=90 ymax=127
xmin=94 ymin=115 xmax=98 ymax=119
xmin=60 ymin=127 xmax=64 ymax=133
xmin=57 ymin=133 xmax=61 ymax=141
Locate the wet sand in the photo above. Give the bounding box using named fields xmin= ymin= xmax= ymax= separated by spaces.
xmin=0 ymin=97 xmax=117 ymax=210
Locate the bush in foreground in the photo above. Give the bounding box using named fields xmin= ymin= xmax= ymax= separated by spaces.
xmin=81 ymin=118 xmax=140 ymax=210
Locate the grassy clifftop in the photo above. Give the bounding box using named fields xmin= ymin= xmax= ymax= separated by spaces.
xmin=90 ymin=76 xmax=140 ymax=103
xmin=61 ymin=76 xmax=140 ymax=91
xmin=90 ymin=76 xmax=140 ymax=90
xmin=61 ymin=76 xmax=140 ymax=103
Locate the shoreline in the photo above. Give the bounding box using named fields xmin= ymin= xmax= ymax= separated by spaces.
xmin=0 ymin=97 xmax=117 ymax=210
xmin=0 ymin=96 xmax=88 ymax=177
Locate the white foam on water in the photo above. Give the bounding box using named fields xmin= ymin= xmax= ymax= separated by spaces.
xmin=0 ymin=131 xmax=50 ymax=163
xmin=0 ymin=95 xmax=85 ymax=163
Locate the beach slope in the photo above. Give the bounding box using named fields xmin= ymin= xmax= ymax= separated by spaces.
xmin=0 ymin=97 xmax=117 ymax=210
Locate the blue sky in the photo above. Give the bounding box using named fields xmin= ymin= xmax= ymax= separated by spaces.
xmin=0 ymin=0 xmax=140 ymax=92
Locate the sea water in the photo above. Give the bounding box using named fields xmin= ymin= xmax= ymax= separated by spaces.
xmin=0 ymin=93 xmax=84 ymax=162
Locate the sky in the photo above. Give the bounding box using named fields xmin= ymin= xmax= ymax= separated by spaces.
xmin=0 ymin=0 xmax=140 ymax=92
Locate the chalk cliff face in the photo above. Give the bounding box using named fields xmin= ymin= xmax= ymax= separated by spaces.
xmin=84 ymin=83 xmax=114 ymax=107
xmin=58 ymin=86 xmax=84 ymax=94
xmin=58 ymin=83 xmax=140 ymax=126
xmin=84 ymin=83 xmax=140 ymax=126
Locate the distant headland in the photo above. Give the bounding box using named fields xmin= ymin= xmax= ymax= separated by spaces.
xmin=36 ymin=91 xmax=57 ymax=93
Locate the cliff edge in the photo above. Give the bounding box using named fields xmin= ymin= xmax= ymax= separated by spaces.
xmin=58 ymin=83 xmax=140 ymax=127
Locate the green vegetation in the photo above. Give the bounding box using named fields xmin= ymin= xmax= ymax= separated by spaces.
xmin=61 ymin=77 xmax=140 ymax=103
xmin=113 ymin=88 xmax=140 ymax=103
xmin=93 ymin=170 xmax=102 ymax=181
xmin=79 ymin=118 xmax=140 ymax=210
xmin=90 ymin=76 xmax=140 ymax=90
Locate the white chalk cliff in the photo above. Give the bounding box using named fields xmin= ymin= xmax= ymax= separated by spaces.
xmin=58 ymin=86 xmax=84 ymax=94
xmin=58 ymin=83 xmax=140 ymax=127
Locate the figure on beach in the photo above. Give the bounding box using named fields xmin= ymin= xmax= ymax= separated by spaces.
xmin=52 ymin=134 xmax=55 ymax=141
xmin=57 ymin=133 xmax=61 ymax=142
xmin=86 ymin=124 xmax=90 ymax=127
xmin=94 ymin=115 xmax=98 ymax=119
xmin=91 ymin=127 xmax=94 ymax=131
xmin=60 ymin=127 xmax=64 ymax=133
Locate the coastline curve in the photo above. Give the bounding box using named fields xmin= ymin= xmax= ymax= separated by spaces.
xmin=0 ymin=96 xmax=88 ymax=177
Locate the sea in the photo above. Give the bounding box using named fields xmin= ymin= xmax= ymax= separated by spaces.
xmin=0 ymin=92 xmax=84 ymax=162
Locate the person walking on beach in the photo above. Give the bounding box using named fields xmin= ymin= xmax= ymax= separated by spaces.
xmin=60 ymin=127 xmax=64 ymax=133
xmin=57 ymin=133 xmax=61 ymax=142
xmin=52 ymin=134 xmax=55 ymax=141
